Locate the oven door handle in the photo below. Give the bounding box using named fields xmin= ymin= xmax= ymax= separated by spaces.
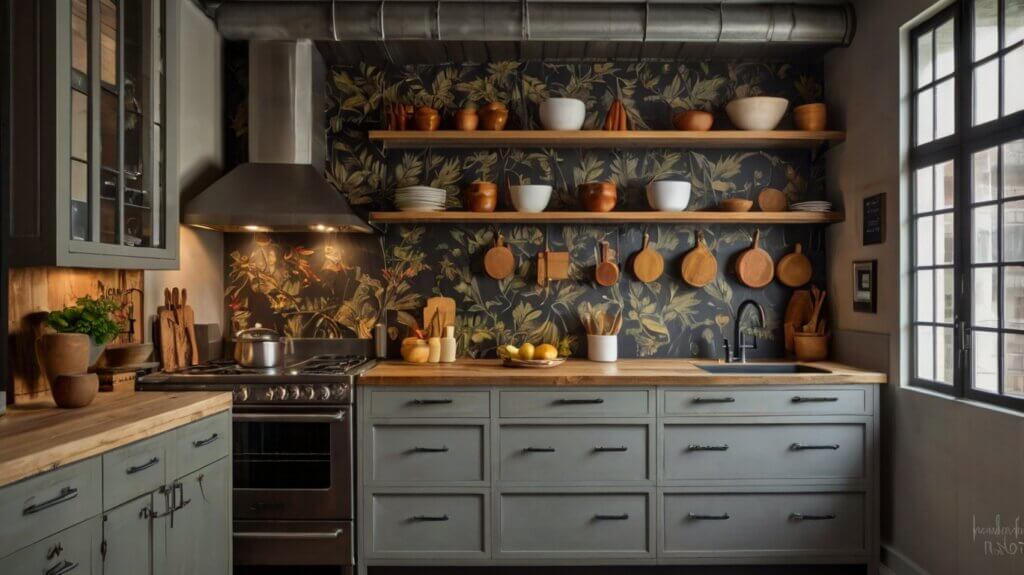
xmin=233 ymin=412 xmax=347 ymax=423
xmin=233 ymin=529 xmax=344 ymax=540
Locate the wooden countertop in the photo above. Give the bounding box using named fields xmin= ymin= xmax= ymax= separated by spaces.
xmin=359 ymin=359 xmax=887 ymax=387
xmin=0 ymin=390 xmax=231 ymax=487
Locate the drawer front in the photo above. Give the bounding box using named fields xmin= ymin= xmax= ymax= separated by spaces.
xmin=368 ymin=390 xmax=490 ymax=418
xmin=498 ymin=492 xmax=651 ymax=556
xmin=102 ymin=432 xmax=169 ymax=510
xmin=663 ymin=423 xmax=865 ymax=482
xmin=370 ymin=424 xmax=486 ymax=483
xmin=664 ymin=388 xmax=868 ymax=416
xmin=368 ymin=492 xmax=486 ymax=557
xmin=498 ymin=424 xmax=650 ymax=483
xmin=499 ymin=390 xmax=651 ymax=418
xmin=0 ymin=458 xmax=102 ymax=559
xmin=0 ymin=515 xmax=102 ymax=574
xmin=663 ymin=492 xmax=865 ymax=555
xmin=173 ymin=411 xmax=231 ymax=478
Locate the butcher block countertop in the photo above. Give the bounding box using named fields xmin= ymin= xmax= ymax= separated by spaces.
xmin=359 ymin=359 xmax=887 ymax=386
xmin=0 ymin=390 xmax=231 ymax=487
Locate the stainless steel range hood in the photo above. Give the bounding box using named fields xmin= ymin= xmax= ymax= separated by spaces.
xmin=184 ymin=40 xmax=373 ymax=233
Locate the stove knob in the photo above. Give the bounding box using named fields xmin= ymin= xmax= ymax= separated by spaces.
xmin=287 ymin=385 xmax=301 ymax=400
xmin=303 ymin=385 xmax=317 ymax=400
xmin=318 ymin=385 xmax=332 ymax=400
xmin=233 ymin=387 xmax=249 ymax=402
xmin=263 ymin=386 xmax=278 ymax=401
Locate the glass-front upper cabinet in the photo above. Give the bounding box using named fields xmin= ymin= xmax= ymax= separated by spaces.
xmin=9 ymin=0 xmax=178 ymax=269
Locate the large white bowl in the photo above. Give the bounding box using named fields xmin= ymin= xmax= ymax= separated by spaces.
xmin=509 ymin=184 xmax=553 ymax=213
xmin=646 ymin=180 xmax=692 ymax=211
xmin=725 ymin=96 xmax=789 ymax=130
xmin=539 ymin=98 xmax=586 ymax=130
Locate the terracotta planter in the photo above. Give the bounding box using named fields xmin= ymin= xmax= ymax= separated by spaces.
xmin=414 ymin=106 xmax=441 ymax=131
xmin=454 ymin=108 xmax=479 ymax=131
xmin=466 ymin=182 xmax=498 ymax=212
xmin=673 ymin=110 xmax=714 ymax=131
xmin=36 ymin=333 xmax=92 ymax=381
xmin=479 ymin=102 xmax=508 ymax=131
xmin=51 ymin=373 xmax=99 ymax=408
xmin=793 ymin=103 xmax=827 ymax=131
xmin=579 ymin=182 xmax=618 ymax=212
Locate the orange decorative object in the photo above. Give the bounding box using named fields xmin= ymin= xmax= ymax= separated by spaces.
xmin=672 ymin=110 xmax=714 ymax=131
xmin=384 ymin=103 xmax=414 ymax=131
xmin=454 ymin=108 xmax=479 ymax=131
xmin=479 ymin=102 xmax=509 ymax=131
xmin=579 ymin=182 xmax=618 ymax=212
xmin=466 ymin=181 xmax=498 ymax=212
xmin=414 ymin=106 xmax=441 ymax=131
xmin=793 ymin=103 xmax=827 ymax=131
xmin=602 ymin=100 xmax=629 ymax=131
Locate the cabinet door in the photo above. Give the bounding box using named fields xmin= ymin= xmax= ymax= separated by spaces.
xmin=165 ymin=458 xmax=230 ymax=575
xmin=103 ymin=492 xmax=163 ymax=575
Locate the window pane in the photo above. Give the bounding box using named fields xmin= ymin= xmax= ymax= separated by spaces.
xmin=938 ymin=327 xmax=956 ymax=384
xmin=101 ymin=0 xmax=118 ymax=87
xmin=975 ymin=0 xmax=999 ymax=60
xmin=935 ymin=212 xmax=955 ymax=265
xmin=1006 ymin=140 xmax=1024 ymax=198
xmin=916 ymin=166 xmax=934 ymax=213
xmin=71 ymin=160 xmax=88 ymax=242
xmin=936 ymin=19 xmax=955 ymax=77
xmin=936 ymin=78 xmax=955 ymax=138
xmin=973 ymin=146 xmax=999 ymax=202
xmin=939 ymin=267 xmax=955 ymax=323
xmin=917 ymin=88 xmax=934 ymax=143
xmin=1005 ymin=333 xmax=1024 ymax=396
xmin=917 ymin=30 xmax=934 ymax=87
xmin=1004 ymin=199 xmax=1024 ymax=261
xmin=918 ymin=216 xmax=935 ymax=266
xmin=973 ymin=205 xmax=999 ymax=262
xmin=975 ymin=267 xmax=1000 ymax=327
xmin=71 ymin=0 xmax=89 ymax=75
xmin=974 ymin=60 xmax=1000 ymax=125
xmin=1004 ymin=47 xmax=1024 ymax=116
xmin=71 ymin=90 xmax=88 ymax=162
xmin=1007 ymin=266 xmax=1024 ymax=330
xmin=918 ymin=269 xmax=935 ymax=322
xmin=1007 ymin=0 xmax=1024 ymax=47
xmin=936 ymin=160 xmax=955 ymax=209
xmin=917 ymin=325 xmax=935 ymax=380
xmin=974 ymin=331 xmax=1000 ymax=392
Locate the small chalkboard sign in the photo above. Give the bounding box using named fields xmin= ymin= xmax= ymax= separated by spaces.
xmin=863 ymin=193 xmax=886 ymax=245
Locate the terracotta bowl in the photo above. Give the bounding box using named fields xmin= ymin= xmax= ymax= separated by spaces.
xmin=414 ymin=107 xmax=441 ymax=131
xmin=454 ymin=108 xmax=479 ymax=131
xmin=673 ymin=110 xmax=714 ymax=131
xmin=579 ymin=182 xmax=618 ymax=212
xmin=719 ymin=198 xmax=754 ymax=212
xmin=52 ymin=373 xmax=99 ymax=408
xmin=465 ymin=181 xmax=498 ymax=212
xmin=793 ymin=103 xmax=827 ymax=131
xmin=479 ymin=103 xmax=509 ymax=131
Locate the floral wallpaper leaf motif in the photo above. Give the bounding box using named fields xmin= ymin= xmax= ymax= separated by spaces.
xmin=224 ymin=52 xmax=828 ymax=359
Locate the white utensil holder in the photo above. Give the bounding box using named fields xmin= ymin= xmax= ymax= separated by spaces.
xmin=587 ymin=334 xmax=618 ymax=362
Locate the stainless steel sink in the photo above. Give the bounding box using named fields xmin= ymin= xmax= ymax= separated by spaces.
xmin=697 ymin=363 xmax=831 ymax=374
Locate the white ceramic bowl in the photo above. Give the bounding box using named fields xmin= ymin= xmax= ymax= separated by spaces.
xmin=725 ymin=96 xmax=789 ymax=130
xmin=509 ymin=184 xmax=553 ymax=213
xmin=539 ymin=98 xmax=586 ymax=130
xmin=645 ymin=180 xmax=692 ymax=211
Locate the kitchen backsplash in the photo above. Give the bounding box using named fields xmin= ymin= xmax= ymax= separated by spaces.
xmin=224 ymin=49 xmax=828 ymax=359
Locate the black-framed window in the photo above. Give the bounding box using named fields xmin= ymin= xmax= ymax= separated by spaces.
xmin=910 ymin=0 xmax=1024 ymax=410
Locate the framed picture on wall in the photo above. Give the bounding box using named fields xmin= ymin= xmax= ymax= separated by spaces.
xmin=853 ymin=260 xmax=877 ymax=313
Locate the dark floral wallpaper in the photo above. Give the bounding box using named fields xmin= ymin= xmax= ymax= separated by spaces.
xmin=224 ymin=52 xmax=829 ymax=359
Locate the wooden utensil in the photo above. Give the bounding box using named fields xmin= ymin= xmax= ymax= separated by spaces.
xmin=595 ymin=241 xmax=620 ymax=287
xmin=484 ymin=233 xmax=515 ymax=279
xmin=181 ymin=289 xmax=200 ymax=366
xmin=804 ymin=289 xmax=827 ymax=333
xmin=757 ymin=187 xmax=788 ymax=212
xmin=735 ymin=230 xmax=775 ymax=288
xmin=681 ymin=230 xmax=717 ymax=288
xmin=424 ymin=296 xmax=456 ymax=336
xmin=170 ymin=288 xmax=188 ymax=368
xmin=783 ymin=289 xmax=813 ymax=352
xmin=633 ymin=232 xmax=664 ymax=283
xmin=776 ymin=243 xmax=813 ymax=287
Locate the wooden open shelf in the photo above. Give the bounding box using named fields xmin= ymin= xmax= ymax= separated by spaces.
xmin=368 ymin=130 xmax=846 ymax=149
xmin=369 ymin=211 xmax=844 ymax=225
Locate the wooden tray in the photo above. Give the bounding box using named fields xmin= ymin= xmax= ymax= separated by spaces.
xmin=502 ymin=357 xmax=567 ymax=368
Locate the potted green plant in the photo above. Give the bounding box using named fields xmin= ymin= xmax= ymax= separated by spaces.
xmin=36 ymin=295 xmax=123 ymax=380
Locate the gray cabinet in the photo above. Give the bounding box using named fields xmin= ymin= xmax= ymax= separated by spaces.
xmin=165 ymin=457 xmax=231 ymax=575
xmin=8 ymin=0 xmax=179 ymax=269
xmin=0 ymin=515 xmax=103 ymax=575
xmin=102 ymin=492 xmax=163 ymax=575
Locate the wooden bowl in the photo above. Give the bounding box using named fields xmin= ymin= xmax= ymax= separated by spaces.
xmin=466 ymin=181 xmax=498 ymax=212
xmin=51 ymin=373 xmax=98 ymax=408
xmin=579 ymin=182 xmax=617 ymax=212
xmin=793 ymin=103 xmax=826 ymax=131
xmin=793 ymin=333 xmax=829 ymax=361
xmin=673 ymin=110 xmax=714 ymax=131
xmin=96 ymin=342 xmax=154 ymax=368
xmin=454 ymin=108 xmax=479 ymax=131
xmin=719 ymin=198 xmax=754 ymax=212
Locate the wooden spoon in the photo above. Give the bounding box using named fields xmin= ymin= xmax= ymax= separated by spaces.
xmin=776 ymin=243 xmax=813 ymax=287
xmin=595 ymin=241 xmax=620 ymax=287
xmin=681 ymin=230 xmax=718 ymax=288
xmin=735 ymin=229 xmax=774 ymax=288
xmin=483 ymin=233 xmax=515 ymax=280
xmin=804 ymin=289 xmax=827 ymax=333
xmin=633 ymin=232 xmax=664 ymax=283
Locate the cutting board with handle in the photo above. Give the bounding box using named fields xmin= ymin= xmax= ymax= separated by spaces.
xmin=423 ymin=296 xmax=456 ymax=337
xmin=181 ymin=289 xmax=200 ymax=366
xmin=158 ymin=288 xmax=179 ymax=372
xmin=681 ymin=230 xmax=717 ymax=288
xmin=783 ymin=289 xmax=813 ymax=353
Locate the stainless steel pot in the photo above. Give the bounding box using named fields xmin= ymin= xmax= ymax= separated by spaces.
xmin=234 ymin=324 xmax=286 ymax=368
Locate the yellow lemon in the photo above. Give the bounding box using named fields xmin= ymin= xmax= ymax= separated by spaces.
xmin=535 ymin=343 xmax=558 ymax=360
xmin=518 ymin=343 xmax=535 ymax=361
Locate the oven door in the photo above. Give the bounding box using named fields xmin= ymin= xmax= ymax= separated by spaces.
xmin=233 ymin=405 xmax=352 ymax=520
xmin=233 ymin=520 xmax=352 ymax=572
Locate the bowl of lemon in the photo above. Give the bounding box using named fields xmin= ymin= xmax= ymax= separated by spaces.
xmin=498 ymin=342 xmax=565 ymax=368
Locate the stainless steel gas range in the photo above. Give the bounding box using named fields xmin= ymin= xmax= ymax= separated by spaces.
xmin=138 ymin=341 xmax=375 ymax=575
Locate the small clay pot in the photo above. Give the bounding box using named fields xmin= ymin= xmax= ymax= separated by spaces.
xmin=36 ymin=332 xmax=91 ymax=381
xmin=466 ymin=181 xmax=498 ymax=212
xmin=51 ymin=373 xmax=99 ymax=408
xmin=479 ymin=102 xmax=509 ymax=131
xmin=454 ymin=108 xmax=479 ymax=131
xmin=414 ymin=106 xmax=441 ymax=131
xmin=579 ymin=182 xmax=618 ymax=212
xmin=673 ymin=110 xmax=714 ymax=131
xmin=793 ymin=103 xmax=826 ymax=131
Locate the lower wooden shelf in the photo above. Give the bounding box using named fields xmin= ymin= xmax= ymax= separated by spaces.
xmin=369 ymin=211 xmax=844 ymax=225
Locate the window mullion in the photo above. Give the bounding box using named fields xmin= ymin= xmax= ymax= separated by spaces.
xmin=956 ymin=0 xmax=971 ymax=398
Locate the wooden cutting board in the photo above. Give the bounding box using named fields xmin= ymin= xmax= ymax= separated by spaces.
xmin=181 ymin=290 xmax=200 ymax=366
xmin=734 ymin=230 xmax=774 ymax=288
xmin=632 ymin=232 xmax=663 ymax=283
xmin=424 ymin=296 xmax=456 ymax=336
xmin=681 ymin=230 xmax=717 ymax=288
xmin=158 ymin=308 xmax=179 ymax=372
xmin=784 ymin=289 xmax=813 ymax=352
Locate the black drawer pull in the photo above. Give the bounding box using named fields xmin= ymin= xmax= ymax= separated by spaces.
xmin=192 ymin=433 xmax=219 ymax=448
xmin=556 ymin=398 xmax=604 ymax=405
xmin=790 ymin=443 xmax=840 ymax=450
xmin=594 ymin=513 xmax=630 ymax=520
xmin=410 ymin=514 xmax=449 ymax=522
xmin=692 ymin=397 xmax=736 ymax=404
xmin=688 ymin=513 xmax=730 ymax=520
xmin=126 ymin=457 xmax=160 ymax=475
xmin=687 ymin=444 xmax=729 ymax=451
xmin=411 ymin=398 xmax=454 ymax=405
xmin=594 ymin=446 xmax=629 ymax=452
xmin=522 ymin=446 xmax=556 ymax=453
xmin=24 ymin=487 xmax=79 ymax=516
xmin=45 ymin=560 xmax=78 ymax=575
xmin=791 ymin=396 xmax=839 ymax=403
xmin=790 ymin=513 xmax=837 ymax=521
xmin=411 ymin=446 xmax=450 ymax=453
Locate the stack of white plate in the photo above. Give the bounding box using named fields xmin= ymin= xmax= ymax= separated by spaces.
xmin=395 ymin=186 xmax=447 ymax=212
xmin=790 ymin=200 xmax=833 ymax=212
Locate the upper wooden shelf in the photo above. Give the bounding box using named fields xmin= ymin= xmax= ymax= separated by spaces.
xmin=369 ymin=211 xmax=844 ymax=225
xmin=368 ymin=130 xmax=846 ymax=149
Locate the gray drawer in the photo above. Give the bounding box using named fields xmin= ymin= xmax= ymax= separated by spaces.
xmin=0 ymin=458 xmax=102 ymax=559
xmin=663 ymin=422 xmax=866 ymax=482
xmin=368 ymin=492 xmax=487 ymax=558
xmin=172 ymin=411 xmax=230 ymax=478
xmin=0 ymin=515 xmax=102 ymax=574
xmin=368 ymin=390 xmax=490 ymax=418
xmin=498 ymin=491 xmax=651 ymax=557
xmin=499 ymin=390 xmax=651 ymax=418
xmin=664 ymin=388 xmax=869 ymax=416
xmin=498 ymin=424 xmax=650 ymax=483
xmin=102 ymin=432 xmax=169 ymax=510
xmin=370 ymin=424 xmax=486 ymax=483
xmin=663 ymin=491 xmax=865 ymax=555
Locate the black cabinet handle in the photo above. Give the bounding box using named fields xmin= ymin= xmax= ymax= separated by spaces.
xmin=692 ymin=397 xmax=736 ymax=404
xmin=410 ymin=514 xmax=449 ymax=522
xmin=126 ymin=457 xmax=160 ymax=475
xmin=411 ymin=398 xmax=453 ymax=405
xmin=192 ymin=433 xmax=219 ymax=448
xmin=687 ymin=444 xmax=729 ymax=451
xmin=45 ymin=560 xmax=78 ymax=575
xmin=594 ymin=446 xmax=629 ymax=452
xmin=411 ymin=446 xmax=450 ymax=453
xmin=790 ymin=513 xmax=837 ymax=521
xmin=522 ymin=447 xmax=556 ymax=453
xmin=687 ymin=513 xmax=730 ymax=520
xmin=24 ymin=487 xmax=78 ymax=516
xmin=791 ymin=396 xmax=839 ymax=403
xmin=594 ymin=513 xmax=630 ymax=520
xmin=790 ymin=443 xmax=840 ymax=450
xmin=556 ymin=398 xmax=604 ymax=405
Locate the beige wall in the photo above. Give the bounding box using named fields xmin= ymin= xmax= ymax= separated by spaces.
xmin=827 ymin=0 xmax=1024 ymax=573
xmin=144 ymin=0 xmax=224 ymax=339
